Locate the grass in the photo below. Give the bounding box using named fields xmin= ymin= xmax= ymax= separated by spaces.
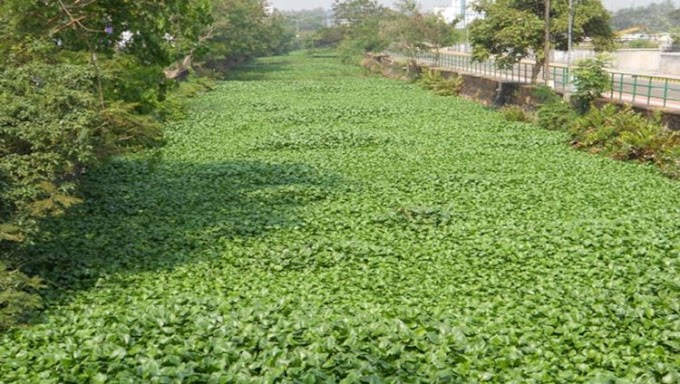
xmin=2 ymin=52 xmax=680 ymax=383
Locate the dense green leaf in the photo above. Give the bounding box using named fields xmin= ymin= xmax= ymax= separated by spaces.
xmin=2 ymin=53 xmax=680 ymax=382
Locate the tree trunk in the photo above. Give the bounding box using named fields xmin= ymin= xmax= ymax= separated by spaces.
xmin=89 ymin=48 xmax=106 ymax=109
xmin=531 ymin=58 xmax=544 ymax=83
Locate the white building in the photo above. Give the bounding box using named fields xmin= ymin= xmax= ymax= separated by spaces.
xmin=433 ymin=0 xmax=483 ymax=28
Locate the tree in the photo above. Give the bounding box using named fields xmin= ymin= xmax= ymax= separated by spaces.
xmin=203 ymin=0 xmax=276 ymax=69
xmin=164 ymin=1 xmax=294 ymax=78
xmin=281 ymin=8 xmax=328 ymax=34
xmin=332 ymin=0 xmax=387 ymax=25
xmin=611 ymin=1 xmax=679 ymax=32
xmin=0 ymin=0 xmax=296 ymax=332
xmin=384 ymin=1 xmax=459 ymax=66
xmin=384 ymin=1 xmax=428 ymax=60
xmin=305 ymin=27 xmax=347 ymax=49
xmin=0 ymin=0 xmax=213 ymax=109
xmin=422 ymin=14 xmax=461 ymax=65
xmin=469 ymin=0 xmax=613 ymax=83
xmin=332 ymin=0 xmax=391 ymax=62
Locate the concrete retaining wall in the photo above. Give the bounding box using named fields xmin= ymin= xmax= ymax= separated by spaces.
xmin=364 ymin=54 xmax=680 ymax=130
xmin=450 ymin=47 xmax=680 ymax=76
xmin=614 ymin=49 xmax=663 ymax=74
xmin=659 ymin=53 xmax=680 ymax=76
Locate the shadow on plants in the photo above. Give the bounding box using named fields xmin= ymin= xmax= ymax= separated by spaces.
xmin=16 ymin=158 xmax=339 ymax=305
xmin=226 ymin=60 xmax=293 ymax=81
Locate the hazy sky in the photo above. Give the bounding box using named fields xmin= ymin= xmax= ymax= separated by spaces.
xmin=269 ymin=0 xmax=679 ymax=12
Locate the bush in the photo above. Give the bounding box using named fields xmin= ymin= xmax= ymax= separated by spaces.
xmin=573 ymin=55 xmax=612 ymax=113
xmin=0 ymin=62 xmax=164 ymax=328
xmin=537 ymin=101 xmax=578 ymax=131
xmin=361 ymin=56 xmax=383 ymax=74
xmin=533 ymin=84 xmax=562 ymax=105
xmin=0 ymin=63 xmax=101 ymax=240
xmin=500 ymin=105 xmax=535 ymax=123
xmin=625 ymin=39 xmax=658 ymax=49
xmin=157 ymin=76 xmax=216 ymax=121
xmin=0 ymin=262 xmax=44 ymax=330
xmin=670 ymin=32 xmax=680 ymax=52
xmin=419 ymin=68 xmax=462 ymax=96
xmin=337 ymin=39 xmax=366 ymax=65
xmin=304 ymin=27 xmax=346 ymax=50
xmin=571 ymin=104 xmax=680 ymax=174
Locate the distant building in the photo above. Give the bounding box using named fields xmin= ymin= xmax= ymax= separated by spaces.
xmin=433 ymin=0 xmax=483 ymax=28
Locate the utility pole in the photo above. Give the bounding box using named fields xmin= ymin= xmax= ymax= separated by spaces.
xmin=567 ymin=0 xmax=574 ymax=74
xmin=544 ymin=0 xmax=551 ymax=86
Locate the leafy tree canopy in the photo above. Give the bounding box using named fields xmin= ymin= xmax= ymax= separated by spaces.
xmin=0 ymin=0 xmax=212 ymax=66
xmin=384 ymin=0 xmax=460 ymax=61
xmin=611 ymin=0 xmax=679 ymax=33
xmin=332 ymin=0 xmax=388 ymax=25
xmin=469 ymin=0 xmax=613 ymax=82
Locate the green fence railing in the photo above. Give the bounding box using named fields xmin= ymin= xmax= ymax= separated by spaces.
xmin=386 ymin=50 xmax=680 ymax=109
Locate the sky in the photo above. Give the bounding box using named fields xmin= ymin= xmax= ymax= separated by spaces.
xmin=269 ymin=0 xmax=678 ymax=12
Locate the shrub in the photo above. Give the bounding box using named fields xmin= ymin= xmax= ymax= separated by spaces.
xmin=361 ymin=56 xmax=383 ymax=75
xmin=500 ymin=105 xmax=535 ymax=123
xmin=537 ymin=101 xmax=578 ymax=131
xmin=304 ymin=27 xmax=346 ymax=50
xmin=669 ymin=32 xmax=680 ymax=52
xmin=573 ymin=55 xmax=612 ymax=113
xmin=571 ymin=104 xmax=680 ymax=174
xmin=533 ymin=84 xmax=562 ymax=105
xmin=624 ymin=39 xmax=658 ymax=49
xmin=0 ymin=62 xmax=164 ymax=328
xmin=0 ymin=262 xmax=44 ymax=330
xmin=419 ymin=68 xmax=462 ymax=96
xmin=0 ymin=63 xmax=101 ymax=239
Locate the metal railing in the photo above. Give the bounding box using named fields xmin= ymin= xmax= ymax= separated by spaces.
xmin=386 ymin=50 xmax=680 ymax=110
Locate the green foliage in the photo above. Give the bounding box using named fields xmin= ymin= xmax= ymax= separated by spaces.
xmin=326 ymin=0 xmax=391 ymax=63
xmin=624 ymin=39 xmax=659 ymax=49
xmin=383 ymin=1 xmax=460 ymax=65
xmin=0 ymin=0 xmax=213 ymax=67
xmin=0 ymin=0 xmax=294 ymax=329
xmin=341 ymin=26 xmax=389 ymax=63
xmin=500 ymin=105 xmax=535 ymax=123
xmin=383 ymin=3 xmax=428 ymax=59
xmin=469 ymin=0 xmax=614 ymax=82
xmin=337 ymin=29 xmax=387 ymax=64
xmin=532 ymin=85 xmax=577 ymax=131
xmin=533 ymin=84 xmax=562 ymax=105
xmin=0 ymin=63 xmax=100 ymax=239
xmin=332 ymin=0 xmax=387 ymax=25
xmin=573 ymin=56 xmax=612 ymax=112
xmin=255 ymin=128 xmax=392 ymax=150
xmin=326 ymin=0 xmax=460 ymax=65
xmin=571 ymin=104 xmax=680 ymax=175
xmin=305 ymin=27 xmax=347 ymax=49
xmin=422 ymin=15 xmax=461 ymax=59
xmin=281 ymin=8 xmax=328 ymax=35
xmin=158 ymin=77 xmax=217 ymax=121
xmin=0 ymin=262 xmax=44 ymax=330
xmin=537 ymin=101 xmax=578 ymax=131
xmin=669 ymin=31 xmax=680 ymax=52
xmin=420 ymin=69 xmax=462 ymax=96
xmin=201 ymin=0 xmax=295 ymax=72
xmin=612 ymin=0 xmax=679 ymax=32
xmin=3 ymin=54 xmax=680 ymax=382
